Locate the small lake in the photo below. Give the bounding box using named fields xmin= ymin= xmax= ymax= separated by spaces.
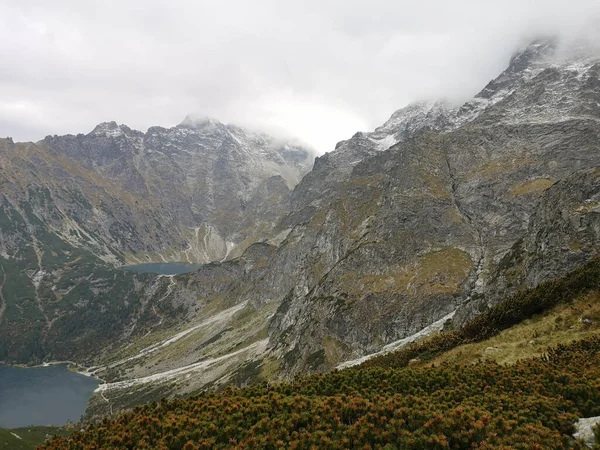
xmin=0 ymin=365 xmax=100 ymax=428
xmin=121 ymin=262 xmax=203 ymax=275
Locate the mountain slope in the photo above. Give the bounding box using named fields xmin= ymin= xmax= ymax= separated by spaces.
xmin=2 ymin=117 xmax=313 ymax=266
xmin=38 ymin=258 xmax=600 ymax=449
xmin=260 ymin=37 xmax=600 ymax=376
xmin=41 ymin=339 xmax=600 ymax=449
xmin=69 ymin=37 xmax=600 ymax=411
xmin=0 ymin=119 xmax=313 ymax=365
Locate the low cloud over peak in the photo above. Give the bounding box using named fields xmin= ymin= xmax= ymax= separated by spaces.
xmin=1 ymin=0 xmax=600 ymax=154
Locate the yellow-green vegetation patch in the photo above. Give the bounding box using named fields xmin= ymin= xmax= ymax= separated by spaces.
xmin=465 ymin=154 xmax=533 ymax=180
xmin=322 ymin=335 xmax=352 ymax=368
xmin=510 ymin=178 xmax=554 ymax=197
xmin=258 ymin=356 xmax=281 ymax=381
xmin=337 ymin=247 xmax=472 ymax=296
xmin=419 ymin=172 xmax=451 ymax=199
xmin=574 ymin=201 xmax=600 ymax=213
xmin=349 ymin=174 xmax=383 ymax=187
xmin=444 ymin=207 xmax=464 ymax=224
xmin=308 ymin=209 xmax=327 ymax=231
xmin=413 ymin=247 xmax=473 ymax=294
xmin=430 ymin=290 xmax=600 ymax=366
xmin=310 ymin=259 xmax=327 ymax=281
xmin=569 ymin=239 xmax=584 ymax=252
xmin=347 ymin=197 xmax=381 ymax=238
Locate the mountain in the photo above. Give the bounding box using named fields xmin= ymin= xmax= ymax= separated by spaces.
xmin=78 ymin=36 xmax=600 ymax=417
xmin=0 ymin=119 xmax=313 ymax=363
xmin=4 ymin=116 xmax=313 ymax=265
xmin=261 ymin=36 xmax=600 ymax=376
xmin=4 ymin=36 xmax=600 ymax=425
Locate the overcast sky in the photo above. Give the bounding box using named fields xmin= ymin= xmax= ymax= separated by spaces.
xmin=1 ymin=1 xmax=599 ymax=154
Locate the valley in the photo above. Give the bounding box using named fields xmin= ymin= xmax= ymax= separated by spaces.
xmin=3 ymin=35 xmax=600 ymax=448
xmin=39 ymin=259 xmax=600 ymax=449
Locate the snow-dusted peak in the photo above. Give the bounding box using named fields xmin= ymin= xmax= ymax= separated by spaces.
xmin=367 ymin=100 xmax=456 ymax=150
xmin=312 ymin=100 xmax=457 ymax=176
xmin=452 ymin=36 xmax=600 ymax=128
xmin=375 ymin=101 xmax=436 ymax=134
xmin=507 ymin=38 xmax=558 ymax=74
xmin=90 ymin=121 xmax=125 ymax=138
xmin=550 ymin=38 xmax=600 ymax=75
xmin=374 ymin=101 xmax=454 ymax=135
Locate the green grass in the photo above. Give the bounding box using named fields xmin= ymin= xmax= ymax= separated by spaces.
xmin=0 ymin=427 xmax=70 ymax=450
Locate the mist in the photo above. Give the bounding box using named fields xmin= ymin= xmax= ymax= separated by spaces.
xmin=1 ymin=0 xmax=599 ymax=154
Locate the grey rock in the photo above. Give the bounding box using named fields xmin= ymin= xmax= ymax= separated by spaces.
xmin=574 ymin=416 xmax=600 ymax=447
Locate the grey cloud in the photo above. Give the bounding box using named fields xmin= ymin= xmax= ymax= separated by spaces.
xmin=1 ymin=0 xmax=600 ymax=153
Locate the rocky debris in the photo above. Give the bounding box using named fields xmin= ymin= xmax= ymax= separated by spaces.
xmin=574 ymin=416 xmax=600 ymax=447
xmin=484 ymin=347 xmax=501 ymax=354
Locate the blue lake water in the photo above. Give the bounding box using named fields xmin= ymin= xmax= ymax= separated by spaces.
xmin=0 ymin=365 xmax=100 ymax=428
xmin=121 ymin=262 xmax=202 ymax=275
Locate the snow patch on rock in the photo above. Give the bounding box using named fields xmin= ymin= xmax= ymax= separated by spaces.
xmin=336 ymin=310 xmax=456 ymax=370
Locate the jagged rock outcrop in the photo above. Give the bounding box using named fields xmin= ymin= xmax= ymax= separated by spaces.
xmin=2 ymin=117 xmax=313 ymax=266
xmin=469 ymin=167 xmax=600 ymax=322
xmin=574 ymin=416 xmax=600 ymax=448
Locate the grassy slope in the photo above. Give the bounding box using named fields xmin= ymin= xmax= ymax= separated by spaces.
xmin=429 ymin=290 xmax=600 ymax=366
xmin=0 ymin=427 xmax=69 ymax=450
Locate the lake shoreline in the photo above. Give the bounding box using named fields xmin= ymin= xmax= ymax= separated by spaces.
xmin=2 ymin=361 xmax=105 ymax=382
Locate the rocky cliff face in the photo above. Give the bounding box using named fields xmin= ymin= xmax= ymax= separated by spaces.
xmin=474 ymin=167 xmax=600 ymax=319
xmin=2 ymin=117 xmax=313 ymax=266
xmin=265 ymin=37 xmax=600 ymax=374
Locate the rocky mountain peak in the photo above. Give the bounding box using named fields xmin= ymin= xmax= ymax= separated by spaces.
xmin=507 ymin=38 xmax=558 ymax=74
xmin=372 ymin=100 xmax=455 ymax=142
xmin=89 ymin=121 xmax=126 ymax=138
